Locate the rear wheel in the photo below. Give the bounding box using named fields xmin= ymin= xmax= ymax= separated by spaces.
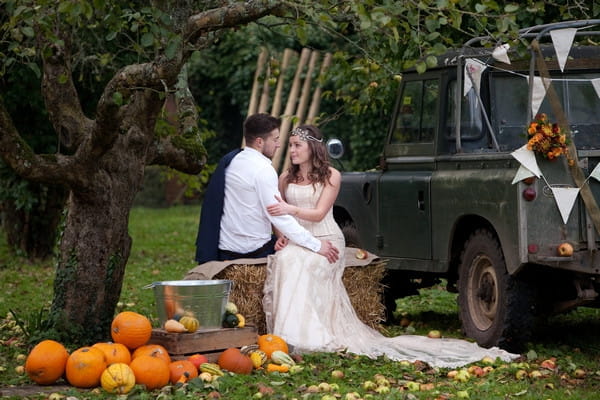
xmin=458 ymin=229 xmax=536 ymax=352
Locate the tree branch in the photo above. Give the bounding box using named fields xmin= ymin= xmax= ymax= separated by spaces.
xmin=41 ymin=37 xmax=94 ymax=151
xmin=185 ymin=0 xmax=284 ymax=44
xmin=0 ymin=98 xmax=81 ymax=187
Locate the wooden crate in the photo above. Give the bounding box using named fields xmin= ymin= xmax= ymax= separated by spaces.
xmin=148 ymin=326 xmax=258 ymax=362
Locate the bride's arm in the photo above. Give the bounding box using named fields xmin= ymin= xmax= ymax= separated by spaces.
xmin=267 ymin=168 xmax=341 ymax=222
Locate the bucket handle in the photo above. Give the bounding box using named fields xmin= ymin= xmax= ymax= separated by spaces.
xmin=142 ymin=283 xmax=155 ymax=289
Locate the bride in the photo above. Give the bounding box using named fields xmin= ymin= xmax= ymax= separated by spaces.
xmin=262 ymin=125 xmax=518 ymax=368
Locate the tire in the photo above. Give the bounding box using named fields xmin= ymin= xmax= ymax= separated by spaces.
xmin=457 ymin=229 xmax=536 ymax=352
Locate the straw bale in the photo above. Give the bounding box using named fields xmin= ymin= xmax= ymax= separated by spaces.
xmin=213 ymin=260 xmax=387 ymax=335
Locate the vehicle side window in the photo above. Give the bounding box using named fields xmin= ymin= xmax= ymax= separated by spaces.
xmin=390 ymin=79 xmax=438 ymax=144
xmin=446 ymin=81 xmax=484 ymax=141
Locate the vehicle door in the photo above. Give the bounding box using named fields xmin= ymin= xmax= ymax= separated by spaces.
xmin=378 ymin=74 xmax=439 ymax=261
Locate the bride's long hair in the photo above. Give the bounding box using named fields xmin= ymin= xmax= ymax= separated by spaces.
xmin=285 ymin=124 xmax=332 ymax=187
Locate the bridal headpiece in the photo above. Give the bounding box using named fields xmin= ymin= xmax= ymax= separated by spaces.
xmin=290 ymin=127 xmax=323 ymax=143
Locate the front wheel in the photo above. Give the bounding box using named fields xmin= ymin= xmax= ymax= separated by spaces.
xmin=458 ymin=229 xmax=536 ymax=352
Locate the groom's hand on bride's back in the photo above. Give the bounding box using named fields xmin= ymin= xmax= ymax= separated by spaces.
xmin=318 ymin=239 xmax=339 ymax=263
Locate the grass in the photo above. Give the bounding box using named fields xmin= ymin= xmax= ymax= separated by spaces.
xmin=1 ymin=205 xmax=600 ymax=399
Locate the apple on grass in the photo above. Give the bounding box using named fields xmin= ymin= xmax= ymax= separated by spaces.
xmin=427 ymin=330 xmax=441 ymax=338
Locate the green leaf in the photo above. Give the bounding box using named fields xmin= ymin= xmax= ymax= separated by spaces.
xmin=112 ymin=91 xmax=123 ymax=106
xmin=26 ymin=62 xmax=40 ymax=78
xmin=504 ymin=4 xmax=520 ymax=13
xmin=21 ymin=26 xmax=34 ymax=38
xmin=58 ymin=73 xmax=68 ymax=84
xmin=140 ymin=32 xmax=154 ymax=47
xmin=105 ymin=31 xmax=117 ymax=41
xmin=475 ymin=3 xmax=486 ymax=12
xmin=164 ymin=36 xmax=181 ymax=60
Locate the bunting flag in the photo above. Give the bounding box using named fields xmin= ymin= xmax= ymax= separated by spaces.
xmin=592 ymin=78 xmax=600 ymax=100
xmin=550 ymin=28 xmax=577 ymax=72
xmin=492 ymin=44 xmax=511 ymax=64
xmin=588 ymin=162 xmax=600 ymax=183
xmin=511 ymin=145 xmax=542 ymax=177
xmin=463 ymin=58 xmax=486 ymax=97
xmin=551 ymin=187 xmax=580 ymax=224
xmin=511 ymin=164 xmax=536 ymax=184
xmin=530 ymin=76 xmax=550 ymax=117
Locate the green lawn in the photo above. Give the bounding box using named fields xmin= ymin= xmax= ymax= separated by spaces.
xmin=1 ymin=205 xmax=599 ymax=399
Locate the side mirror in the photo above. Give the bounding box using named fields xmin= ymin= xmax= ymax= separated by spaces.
xmin=326 ymin=138 xmax=344 ymax=159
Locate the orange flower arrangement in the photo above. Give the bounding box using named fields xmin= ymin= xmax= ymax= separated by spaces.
xmin=526 ymin=113 xmax=568 ymax=160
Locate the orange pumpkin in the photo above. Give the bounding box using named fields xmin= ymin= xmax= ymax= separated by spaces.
xmin=65 ymin=346 xmax=108 ymax=388
xmin=131 ymin=344 xmax=171 ymax=365
xmin=92 ymin=342 xmax=131 ymax=365
xmin=217 ymin=347 xmax=253 ymax=375
xmin=130 ymin=355 xmax=170 ymax=390
xmin=25 ymin=339 xmax=69 ymax=385
xmin=257 ymin=334 xmax=288 ymax=358
xmin=168 ymin=360 xmax=199 ymax=384
xmin=111 ymin=311 xmax=152 ymax=350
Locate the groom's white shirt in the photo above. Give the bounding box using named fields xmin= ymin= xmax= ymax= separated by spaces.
xmin=219 ymin=147 xmax=321 ymax=254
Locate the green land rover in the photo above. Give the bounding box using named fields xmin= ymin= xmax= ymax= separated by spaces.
xmin=331 ymin=20 xmax=600 ymax=351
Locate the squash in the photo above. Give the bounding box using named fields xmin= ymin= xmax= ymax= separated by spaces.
xmin=165 ymin=319 xmax=187 ymax=333
xmin=225 ymin=301 xmax=238 ymax=315
xmin=168 ymin=360 xmax=198 ymax=384
xmin=25 ymin=340 xmax=69 ymax=385
xmin=257 ymin=334 xmax=289 ymax=358
xmin=217 ymin=348 xmax=253 ymax=375
xmin=249 ymin=351 xmax=267 ymax=369
xmin=222 ymin=313 xmax=239 ymax=328
xmin=111 ymin=311 xmax=152 ymax=350
xmin=271 ymin=350 xmax=295 ymax=366
xmin=235 ymin=313 xmax=246 ymax=328
xmin=179 ymin=316 xmax=200 ymax=332
xmin=266 ymin=363 xmax=290 ymax=373
xmin=65 ymin=347 xmax=107 ymax=388
xmin=200 ymin=362 xmax=224 ymax=376
xmin=240 ymin=344 xmax=259 ymax=355
xmin=101 ymin=363 xmax=136 ymax=394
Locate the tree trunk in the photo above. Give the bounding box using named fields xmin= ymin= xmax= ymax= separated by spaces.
xmin=49 ymin=137 xmax=146 ymax=345
xmin=2 ymin=183 xmax=66 ymax=259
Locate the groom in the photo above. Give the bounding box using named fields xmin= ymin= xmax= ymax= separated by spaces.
xmin=195 ymin=113 xmax=339 ymax=264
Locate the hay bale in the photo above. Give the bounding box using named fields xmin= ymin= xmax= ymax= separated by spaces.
xmin=213 ymin=260 xmax=387 ymax=335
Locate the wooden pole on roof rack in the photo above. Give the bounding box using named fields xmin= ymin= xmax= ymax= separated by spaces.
xmin=271 ymin=48 xmax=311 ymax=171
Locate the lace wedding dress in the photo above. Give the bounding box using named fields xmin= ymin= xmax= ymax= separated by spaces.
xmin=263 ymin=183 xmax=518 ymax=368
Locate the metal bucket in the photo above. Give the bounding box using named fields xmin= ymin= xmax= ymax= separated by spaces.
xmin=144 ymin=280 xmax=232 ymax=330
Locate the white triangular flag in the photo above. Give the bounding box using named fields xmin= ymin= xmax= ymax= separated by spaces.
xmin=592 ymin=78 xmax=600 ymax=99
xmin=589 ymin=162 xmax=600 ymax=182
xmin=550 ymin=28 xmax=577 ymax=72
xmin=511 ymin=145 xmax=542 ymax=178
xmin=463 ymin=58 xmax=486 ymax=97
xmin=492 ymin=43 xmax=511 ymax=64
xmin=511 ymin=164 xmax=536 ymax=184
xmin=530 ymin=76 xmax=549 ymax=117
xmin=551 ymin=187 xmax=580 ymax=224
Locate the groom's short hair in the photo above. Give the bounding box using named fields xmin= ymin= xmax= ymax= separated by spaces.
xmin=244 ymin=113 xmax=281 ymax=145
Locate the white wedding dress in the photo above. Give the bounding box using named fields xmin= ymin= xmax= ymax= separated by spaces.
xmin=263 ymin=183 xmax=518 ymax=368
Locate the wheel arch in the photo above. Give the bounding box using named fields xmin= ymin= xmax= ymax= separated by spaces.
xmin=447 ymin=215 xmax=500 ymax=287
